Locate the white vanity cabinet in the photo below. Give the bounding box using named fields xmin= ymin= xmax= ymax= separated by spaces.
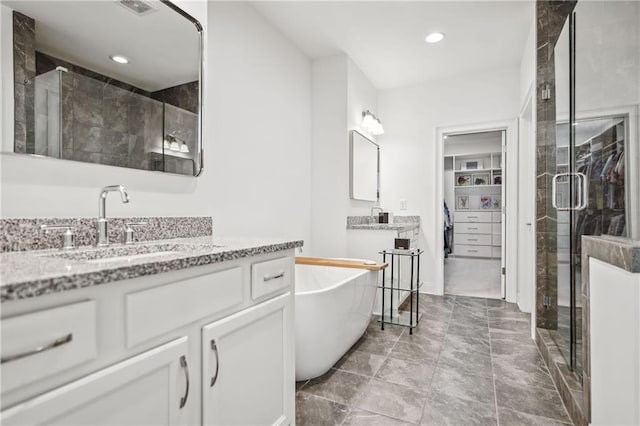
xmin=2 ymin=337 xmax=191 ymax=426
xmin=203 ymin=292 xmax=293 ymax=426
xmin=0 ymin=250 xmax=296 ymax=426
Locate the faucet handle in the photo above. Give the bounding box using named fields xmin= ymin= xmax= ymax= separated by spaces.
xmin=41 ymin=224 xmax=76 ymax=250
xmin=122 ymin=222 xmax=147 ymax=245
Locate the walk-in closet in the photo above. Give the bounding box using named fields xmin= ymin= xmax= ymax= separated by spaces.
xmin=443 ymin=130 xmax=506 ymax=299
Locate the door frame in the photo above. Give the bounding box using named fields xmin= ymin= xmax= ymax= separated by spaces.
xmin=435 ymin=118 xmax=518 ymax=301
xmin=518 ymin=84 xmax=537 ymax=339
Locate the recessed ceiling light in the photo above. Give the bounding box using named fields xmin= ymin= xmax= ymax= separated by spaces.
xmin=425 ymin=32 xmax=445 ymax=44
xmin=109 ymin=55 xmax=129 ymax=64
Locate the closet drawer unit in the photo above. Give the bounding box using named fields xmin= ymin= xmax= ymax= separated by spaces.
xmin=491 ymin=223 xmax=502 ymax=235
xmin=455 ymin=245 xmax=491 ymax=258
xmin=455 ymin=234 xmax=491 ymax=246
xmin=455 ymin=223 xmax=491 ymax=234
xmin=492 ymin=235 xmax=502 ymax=247
xmin=492 ymin=212 xmax=502 ymax=223
xmin=454 ymin=211 xmax=492 ymax=223
xmin=492 ymin=247 xmax=502 ymax=258
xmin=1 ymin=300 xmax=97 ymax=393
xmin=251 ymin=256 xmax=292 ymax=300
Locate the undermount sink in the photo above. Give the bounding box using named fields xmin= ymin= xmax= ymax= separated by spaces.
xmin=40 ymin=243 xmax=226 ymax=263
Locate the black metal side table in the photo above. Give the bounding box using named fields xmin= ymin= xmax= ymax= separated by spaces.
xmin=378 ymin=249 xmax=423 ymax=334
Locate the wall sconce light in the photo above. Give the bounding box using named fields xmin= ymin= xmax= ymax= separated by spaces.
xmin=164 ymin=134 xmax=190 ymax=153
xmin=361 ymin=110 xmax=384 ymax=135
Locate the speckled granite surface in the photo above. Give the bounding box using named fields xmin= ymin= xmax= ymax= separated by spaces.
xmin=0 ymin=217 xmax=213 ymax=252
xmin=0 ymin=236 xmax=303 ymax=302
xmin=346 ymin=215 xmax=420 ymax=231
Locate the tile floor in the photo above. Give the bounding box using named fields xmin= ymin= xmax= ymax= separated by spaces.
xmin=444 ymin=258 xmax=502 ymax=299
xmin=295 ymin=294 xmax=572 ymax=426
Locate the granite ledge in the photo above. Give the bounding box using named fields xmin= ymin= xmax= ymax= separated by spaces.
xmin=581 ymin=235 xmax=640 ymax=273
xmin=347 ymin=223 xmax=420 ymax=232
xmin=0 ymin=236 xmax=303 ymax=303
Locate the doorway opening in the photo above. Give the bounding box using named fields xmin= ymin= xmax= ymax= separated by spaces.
xmin=443 ymin=130 xmax=506 ymax=299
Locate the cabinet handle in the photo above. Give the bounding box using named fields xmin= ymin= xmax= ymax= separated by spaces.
xmin=210 ymin=339 xmax=220 ymax=387
xmin=1 ymin=333 xmax=72 ymax=364
xmin=179 ymin=355 xmax=189 ymax=409
xmin=468 ymin=250 xmax=478 ymax=253
xmin=264 ymin=271 xmax=285 ymax=282
xmin=468 ymin=227 xmax=478 ymax=230
xmin=468 ymin=216 xmax=478 ymax=218
xmin=468 ymin=239 xmax=478 ymax=241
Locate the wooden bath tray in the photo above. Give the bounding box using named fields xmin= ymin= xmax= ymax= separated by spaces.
xmin=295 ymin=257 xmax=388 ymax=271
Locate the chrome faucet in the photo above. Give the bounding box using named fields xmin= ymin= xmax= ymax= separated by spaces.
xmin=370 ymin=206 xmax=383 ymax=223
xmin=97 ymin=185 xmax=130 ymax=246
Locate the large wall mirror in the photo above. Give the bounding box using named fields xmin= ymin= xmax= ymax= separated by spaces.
xmin=350 ymin=130 xmax=379 ymax=202
xmin=3 ymin=0 xmax=203 ymax=176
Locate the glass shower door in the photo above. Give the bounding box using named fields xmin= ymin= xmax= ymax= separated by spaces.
xmin=552 ymin=2 xmax=633 ymax=378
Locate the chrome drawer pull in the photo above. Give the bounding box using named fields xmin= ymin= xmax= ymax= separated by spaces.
xmin=179 ymin=355 xmax=189 ymax=409
xmin=1 ymin=333 xmax=73 ymax=364
xmin=210 ymin=339 xmax=220 ymax=387
xmin=264 ymin=271 xmax=285 ymax=282
xmin=468 ymin=227 xmax=478 ymax=230
xmin=468 ymin=239 xmax=478 ymax=241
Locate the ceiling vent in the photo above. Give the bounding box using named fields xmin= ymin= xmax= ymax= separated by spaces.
xmin=116 ymin=0 xmax=157 ymax=16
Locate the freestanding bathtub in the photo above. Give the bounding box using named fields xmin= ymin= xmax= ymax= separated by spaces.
xmin=295 ymin=261 xmax=378 ymax=381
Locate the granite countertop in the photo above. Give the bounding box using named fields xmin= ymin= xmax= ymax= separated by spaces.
xmin=0 ymin=236 xmax=303 ymax=303
xmin=582 ymin=235 xmax=640 ymax=273
xmin=347 ymin=223 xmax=420 ymax=232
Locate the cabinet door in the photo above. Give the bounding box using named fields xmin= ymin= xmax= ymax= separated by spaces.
xmin=2 ymin=337 xmax=191 ymax=425
xmin=203 ymin=292 xmax=293 ymax=426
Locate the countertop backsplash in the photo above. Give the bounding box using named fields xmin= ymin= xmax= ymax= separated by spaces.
xmin=0 ymin=216 xmax=213 ymax=252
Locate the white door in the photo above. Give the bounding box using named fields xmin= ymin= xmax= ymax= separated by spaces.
xmin=1 ymin=337 xmax=191 ymax=425
xmin=202 ymin=293 xmax=293 ymax=426
xmin=500 ymin=130 xmax=507 ymax=298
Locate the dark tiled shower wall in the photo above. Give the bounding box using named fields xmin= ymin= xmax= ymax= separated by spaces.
xmin=535 ymin=0 xmax=576 ymax=329
xmin=151 ymin=81 xmax=200 ymax=115
xmin=13 ymin=13 xmax=198 ymax=175
xmin=12 ymin=11 xmax=35 ymax=154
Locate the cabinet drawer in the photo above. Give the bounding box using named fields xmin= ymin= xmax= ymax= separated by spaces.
xmin=252 ymin=257 xmax=292 ymax=300
xmin=492 ymin=223 xmax=502 ymax=235
xmin=1 ymin=300 xmax=97 ymax=394
xmin=492 ymin=247 xmax=502 ymax=258
xmin=492 ymin=235 xmax=502 ymax=247
xmin=455 ymin=245 xmax=491 ymax=258
xmin=455 ymin=223 xmax=491 ymax=234
xmin=492 ymin=212 xmax=502 ymax=223
xmin=126 ymin=267 xmax=243 ymax=348
xmin=454 ymin=212 xmax=491 ymax=223
xmin=455 ymin=234 xmax=491 ymax=246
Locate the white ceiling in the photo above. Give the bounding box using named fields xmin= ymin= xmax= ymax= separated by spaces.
xmin=251 ymin=1 xmax=534 ymax=90
xmin=3 ymin=0 xmax=200 ymax=92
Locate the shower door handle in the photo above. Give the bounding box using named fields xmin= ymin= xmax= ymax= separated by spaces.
xmin=552 ymin=173 xmax=571 ymax=211
xmin=576 ymin=173 xmax=588 ymax=210
xmin=552 ymin=173 xmax=585 ymax=211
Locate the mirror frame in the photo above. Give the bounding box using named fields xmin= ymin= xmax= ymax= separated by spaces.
xmin=349 ymin=129 xmax=380 ymax=202
xmin=7 ymin=0 xmax=205 ymax=177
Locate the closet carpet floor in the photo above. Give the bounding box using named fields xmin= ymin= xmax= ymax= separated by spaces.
xmin=295 ymin=294 xmax=572 ymax=426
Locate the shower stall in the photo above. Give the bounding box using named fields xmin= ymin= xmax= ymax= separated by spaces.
xmin=33 ymin=68 xmax=198 ymax=176
xmin=541 ymin=0 xmax=639 ymax=382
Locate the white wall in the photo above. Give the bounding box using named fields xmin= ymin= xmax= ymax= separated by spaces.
xmin=377 ymin=66 xmax=521 ymax=293
xmin=0 ymin=2 xmax=312 ymax=247
xmin=519 ymin=7 xmax=536 ymax=109
xmin=310 ymin=54 xmax=378 ymax=257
